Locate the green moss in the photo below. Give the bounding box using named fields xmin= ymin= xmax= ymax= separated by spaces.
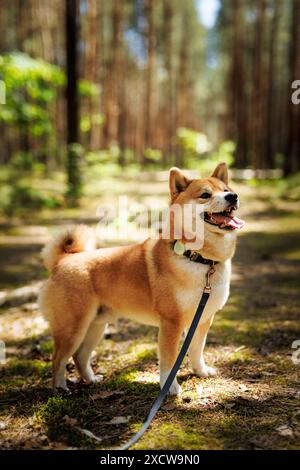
xmin=227 ymin=348 xmax=254 ymax=363
xmin=40 ymin=340 xmax=53 ymax=354
xmin=135 ymin=347 xmax=156 ymax=363
xmin=134 ymin=422 xmax=211 ymax=450
xmin=35 ymin=396 xmax=94 ymax=447
xmin=0 ymin=376 xmax=27 ymax=391
xmin=4 ymin=359 xmax=51 ymax=377
xmin=106 ymin=367 xmax=156 ymax=393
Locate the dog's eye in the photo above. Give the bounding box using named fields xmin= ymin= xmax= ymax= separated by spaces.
xmin=224 ymin=189 xmax=229 ymax=192
xmin=200 ymin=192 xmax=211 ymax=199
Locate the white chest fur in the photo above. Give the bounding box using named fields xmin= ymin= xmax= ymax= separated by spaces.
xmin=172 ymin=256 xmax=231 ymax=326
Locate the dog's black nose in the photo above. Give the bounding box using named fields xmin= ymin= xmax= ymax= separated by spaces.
xmin=225 ymin=192 xmax=238 ymax=203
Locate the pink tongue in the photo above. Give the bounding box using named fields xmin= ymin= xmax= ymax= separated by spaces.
xmin=212 ymin=214 xmax=245 ymax=230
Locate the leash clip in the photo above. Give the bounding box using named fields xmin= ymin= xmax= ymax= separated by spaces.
xmin=204 ymin=263 xmax=215 ymax=293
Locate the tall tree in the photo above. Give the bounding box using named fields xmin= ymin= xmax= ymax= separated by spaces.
xmin=84 ymin=0 xmax=101 ymax=151
xmin=102 ymin=0 xmax=124 ymax=148
xmin=266 ymin=0 xmax=281 ymax=168
xmin=285 ymin=0 xmax=300 ymax=174
xmin=143 ymin=0 xmax=157 ymax=159
xmin=162 ymin=0 xmax=175 ymax=163
xmin=228 ymin=0 xmax=247 ymax=167
xmin=66 ymin=0 xmax=81 ymax=204
xmin=252 ymin=0 xmax=267 ymax=169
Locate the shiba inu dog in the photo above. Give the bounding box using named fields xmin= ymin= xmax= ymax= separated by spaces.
xmin=39 ymin=163 xmax=244 ymax=395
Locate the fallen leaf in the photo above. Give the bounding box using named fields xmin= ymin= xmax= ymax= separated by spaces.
xmin=239 ymin=384 xmax=249 ymax=392
xmin=0 ymin=422 xmax=7 ymax=431
xmin=196 ymin=384 xmax=203 ymax=399
xmin=78 ymin=428 xmax=102 ymax=443
xmin=161 ymin=402 xmax=177 ymax=411
xmin=63 ymin=415 xmax=78 ymax=427
xmin=276 ymin=425 xmax=293 ymax=437
xmin=108 ymin=416 xmax=131 ymax=425
xmin=224 ymin=402 xmax=236 ymax=409
xmin=38 ymin=434 xmax=48 ymax=444
xmin=234 ymin=345 xmax=246 ymax=353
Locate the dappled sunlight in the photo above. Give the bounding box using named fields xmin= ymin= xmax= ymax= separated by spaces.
xmin=0 ymin=308 xmax=48 ymax=343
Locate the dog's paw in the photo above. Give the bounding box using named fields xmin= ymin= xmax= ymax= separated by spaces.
xmin=160 ymin=371 xmax=182 ymax=396
xmin=53 ymin=385 xmax=71 ymax=395
xmin=168 ymin=381 xmax=182 ymax=396
xmin=194 ymin=365 xmax=217 ymax=378
xmin=87 ymin=374 xmax=104 ymax=385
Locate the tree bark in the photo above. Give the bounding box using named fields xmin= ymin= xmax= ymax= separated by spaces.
xmin=66 ymin=0 xmax=81 ymax=204
xmin=285 ymin=0 xmax=300 ymax=175
xmin=162 ymin=0 xmax=174 ymax=165
xmin=102 ymin=0 xmax=123 ymax=148
xmin=143 ymin=0 xmax=156 ymax=161
xmin=251 ymin=0 xmax=267 ymax=169
xmin=85 ymin=0 xmax=100 ymax=151
xmin=176 ymin=11 xmax=190 ymax=166
xmin=266 ymin=1 xmax=281 ymax=168
xmin=229 ymin=0 xmax=247 ymax=167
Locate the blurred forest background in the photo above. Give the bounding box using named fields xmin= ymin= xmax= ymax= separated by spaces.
xmin=0 ymin=0 xmax=300 ymax=211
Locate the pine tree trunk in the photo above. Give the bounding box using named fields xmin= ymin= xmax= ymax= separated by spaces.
xmin=266 ymin=1 xmax=281 ymax=168
xmin=85 ymin=0 xmax=100 ymax=151
xmin=102 ymin=0 xmax=123 ymax=148
xmin=162 ymin=0 xmax=174 ymax=165
xmin=252 ymin=0 xmax=267 ymax=169
xmin=66 ymin=0 xmax=81 ymax=204
xmin=285 ymin=0 xmax=300 ymax=175
xmin=143 ymin=0 xmax=156 ymax=162
xmin=176 ymin=13 xmax=189 ymax=166
xmin=229 ymin=0 xmax=247 ymax=167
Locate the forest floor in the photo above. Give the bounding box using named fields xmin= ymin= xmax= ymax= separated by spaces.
xmin=0 ymin=173 xmax=300 ymax=450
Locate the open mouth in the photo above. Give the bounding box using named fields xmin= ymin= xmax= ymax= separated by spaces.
xmin=204 ymin=205 xmax=245 ymax=230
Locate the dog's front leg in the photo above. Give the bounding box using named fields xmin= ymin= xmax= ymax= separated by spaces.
xmin=188 ymin=315 xmax=217 ymax=377
xmin=158 ymin=317 xmax=183 ymax=395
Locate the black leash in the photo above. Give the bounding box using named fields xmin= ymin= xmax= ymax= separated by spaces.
xmin=120 ymin=263 xmax=216 ymax=450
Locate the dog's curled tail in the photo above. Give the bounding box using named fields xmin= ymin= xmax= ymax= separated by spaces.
xmin=41 ymin=224 xmax=96 ymax=272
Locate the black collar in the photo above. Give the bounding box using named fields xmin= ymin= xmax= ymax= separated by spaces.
xmin=171 ymin=241 xmax=218 ymax=266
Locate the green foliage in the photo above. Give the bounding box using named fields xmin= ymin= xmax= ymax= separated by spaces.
xmin=177 ymin=127 xmax=212 ymax=156
xmin=247 ymin=172 xmax=300 ymax=201
xmin=0 ymin=53 xmax=64 ymax=140
xmin=280 ymin=172 xmax=300 ymax=200
xmin=80 ymin=113 xmax=104 ymax=133
xmin=0 ymin=166 xmax=64 ymax=216
xmin=0 ymin=181 xmax=63 ymax=215
xmin=85 ymin=146 xmax=139 ymax=175
xmin=78 ymin=79 xmax=100 ymax=97
xmin=144 ymin=148 xmax=163 ymax=164
xmin=176 ymin=127 xmax=212 ymax=168
xmin=210 ymin=140 xmax=235 ymax=168
xmin=176 ymin=127 xmax=234 ymax=173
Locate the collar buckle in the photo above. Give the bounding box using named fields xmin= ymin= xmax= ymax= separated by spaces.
xmin=189 ymin=252 xmax=199 ymax=262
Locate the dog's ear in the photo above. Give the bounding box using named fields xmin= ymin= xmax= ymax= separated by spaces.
xmin=169 ymin=167 xmax=191 ymax=199
xmin=211 ymin=162 xmax=229 ymax=184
